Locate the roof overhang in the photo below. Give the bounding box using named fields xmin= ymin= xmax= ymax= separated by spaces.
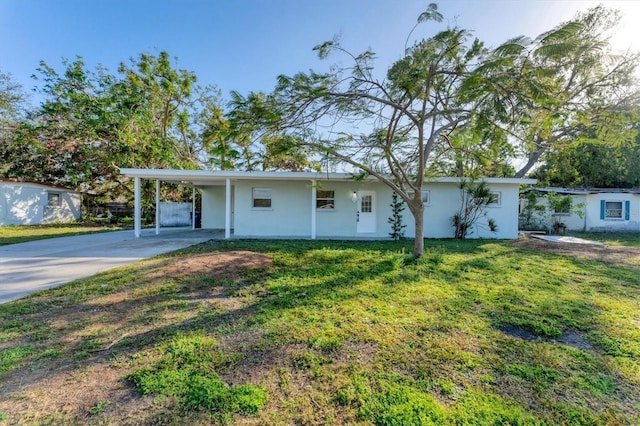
xmin=119 ymin=168 xmax=537 ymax=187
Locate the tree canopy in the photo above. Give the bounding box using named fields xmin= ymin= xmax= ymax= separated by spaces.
xmin=0 ymin=4 xmax=638 ymax=250
xmin=225 ymin=4 xmax=639 ymax=257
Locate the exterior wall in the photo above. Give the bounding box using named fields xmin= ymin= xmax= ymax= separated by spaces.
xmin=201 ymin=185 xmax=229 ymax=229
xmin=0 ymin=183 xmax=81 ymax=226
xmin=403 ymin=182 xmax=521 ymax=239
xmin=315 ymin=181 xmax=394 ymax=238
xmin=203 ymin=179 xmax=523 ymax=239
xmin=233 ymin=180 xmax=312 ymax=237
xmin=584 ymin=193 xmax=640 ymax=231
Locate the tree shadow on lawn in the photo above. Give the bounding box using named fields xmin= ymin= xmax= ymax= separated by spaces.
xmin=0 ymin=240 xmax=430 ymax=421
xmin=0 ymin=238 xmax=638 ymax=423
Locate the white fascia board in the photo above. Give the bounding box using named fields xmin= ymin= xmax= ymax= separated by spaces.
xmin=119 ymin=168 xmax=537 ymax=186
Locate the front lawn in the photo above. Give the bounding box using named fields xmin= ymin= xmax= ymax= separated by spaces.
xmin=567 ymin=231 xmax=640 ymax=247
xmin=0 ymin=223 xmax=122 ymax=246
xmin=0 ymin=239 xmax=638 ymax=424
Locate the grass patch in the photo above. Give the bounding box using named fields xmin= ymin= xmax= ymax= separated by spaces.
xmin=0 ymin=223 xmax=122 ymax=245
xmin=567 ymin=231 xmax=640 ymax=247
xmin=0 ymin=239 xmax=638 ymax=424
xmin=128 ymin=333 xmax=267 ymax=421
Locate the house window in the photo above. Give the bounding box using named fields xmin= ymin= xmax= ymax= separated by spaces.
xmin=407 ymin=190 xmax=430 ymax=205
xmin=316 ymin=190 xmax=335 ymax=209
xmin=252 ymin=188 xmax=272 ymax=208
xmin=604 ymin=201 xmax=623 ymax=219
xmin=489 ymin=192 xmax=501 ymax=207
xmin=47 ymin=192 xmax=61 ymax=209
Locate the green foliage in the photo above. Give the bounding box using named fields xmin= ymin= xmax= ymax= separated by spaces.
xmin=359 ymin=380 xmax=446 ymax=426
xmin=89 ymin=400 xmax=112 ymax=415
xmin=451 ymin=390 xmax=543 ymax=425
xmin=499 ymin=5 xmax=640 ymax=177
xmin=387 ymin=192 xmax=406 ymax=240
xmin=1 ymin=52 xmax=222 ymax=203
xmin=0 ymin=224 xmax=120 ymax=246
xmin=0 ymin=345 xmax=34 ymax=372
xmin=452 ymin=180 xmax=498 ymax=239
xmin=535 ymin=132 xmax=640 ymax=188
xmin=128 ymin=333 xmax=267 ymax=418
xmin=518 ymin=191 xmax=586 ymax=233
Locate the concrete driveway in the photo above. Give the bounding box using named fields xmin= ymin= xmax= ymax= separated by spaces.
xmin=0 ymin=228 xmax=222 ymax=304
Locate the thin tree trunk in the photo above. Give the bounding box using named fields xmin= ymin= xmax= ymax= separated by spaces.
xmin=410 ymin=201 xmax=425 ymax=259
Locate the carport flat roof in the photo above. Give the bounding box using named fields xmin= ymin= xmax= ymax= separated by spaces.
xmin=119 ymin=168 xmax=536 ymax=186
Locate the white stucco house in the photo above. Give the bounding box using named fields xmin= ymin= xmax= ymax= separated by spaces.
xmin=121 ymin=168 xmax=535 ymax=240
xmin=0 ymin=179 xmax=82 ymax=226
xmin=521 ymin=187 xmax=640 ymax=232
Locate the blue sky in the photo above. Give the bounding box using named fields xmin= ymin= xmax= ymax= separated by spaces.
xmin=1 ymin=0 xmax=638 ymax=104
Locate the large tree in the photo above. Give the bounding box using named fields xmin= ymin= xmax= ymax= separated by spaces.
xmin=0 ymin=69 xmax=29 ymax=175
xmin=231 ymin=5 xmax=527 ymax=258
xmin=497 ymin=5 xmax=640 ymax=177
xmin=535 ymin=125 xmax=640 ymax=188
xmin=2 ymin=53 xmax=222 ymax=201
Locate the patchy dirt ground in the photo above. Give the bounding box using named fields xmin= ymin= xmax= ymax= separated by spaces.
xmin=0 ymin=250 xmax=274 ymax=425
xmin=512 ymin=235 xmax=640 ymax=268
xmin=1 ymin=243 xmax=638 ymax=424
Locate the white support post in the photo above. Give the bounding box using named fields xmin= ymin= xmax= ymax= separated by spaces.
xmin=155 ymin=179 xmax=160 ymax=235
xmin=311 ymin=179 xmax=316 ymax=240
xmin=192 ymin=187 xmax=196 ymax=230
xmin=134 ymin=176 xmax=141 ymax=238
xmin=225 ymin=178 xmax=231 ymax=239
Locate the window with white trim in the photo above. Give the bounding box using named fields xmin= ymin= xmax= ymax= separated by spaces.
xmin=47 ymin=192 xmax=61 ymax=209
xmin=316 ymin=190 xmax=335 ymax=209
xmin=407 ymin=190 xmax=430 ymax=205
xmin=604 ymin=201 xmax=623 ymax=219
xmin=489 ymin=191 xmax=501 ymax=207
xmin=252 ymin=188 xmax=272 ymax=208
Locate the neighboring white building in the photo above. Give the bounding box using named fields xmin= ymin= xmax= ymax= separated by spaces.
xmin=0 ymin=179 xmax=82 ymax=226
xmin=121 ymin=169 xmax=535 ymax=240
xmin=521 ymin=187 xmax=640 ymax=232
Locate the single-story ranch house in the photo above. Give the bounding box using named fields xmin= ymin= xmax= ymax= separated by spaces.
xmin=522 ymin=187 xmax=640 ymax=232
xmin=0 ymin=179 xmax=82 ymax=226
xmin=121 ymin=169 xmax=536 ymax=240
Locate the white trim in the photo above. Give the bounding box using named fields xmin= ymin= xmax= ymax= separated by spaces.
xmin=192 ymin=187 xmax=196 ymax=230
xmin=311 ymin=179 xmax=316 ymax=239
xmin=604 ymin=200 xmax=625 ymax=220
xmin=155 ymin=180 xmax=160 ymax=235
xmin=225 ymin=178 xmax=231 ymax=239
xmin=488 ymin=191 xmax=502 ymax=207
xmin=134 ymin=177 xmax=141 ymax=238
xmin=252 ymin=187 xmax=272 ymax=208
xmin=120 ymin=168 xmax=537 ymax=186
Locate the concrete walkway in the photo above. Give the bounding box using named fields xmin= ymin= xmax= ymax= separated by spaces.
xmin=530 ymin=234 xmax=604 ymax=246
xmin=0 ymin=228 xmax=222 ymax=304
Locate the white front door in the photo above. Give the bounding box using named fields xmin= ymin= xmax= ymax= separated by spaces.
xmin=357 ymin=191 xmax=376 ymax=233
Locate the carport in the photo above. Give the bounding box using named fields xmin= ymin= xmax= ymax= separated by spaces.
xmin=120 ymin=169 xmax=234 ymax=240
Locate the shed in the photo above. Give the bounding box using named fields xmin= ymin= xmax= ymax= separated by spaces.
xmin=0 ymin=179 xmax=82 ymax=226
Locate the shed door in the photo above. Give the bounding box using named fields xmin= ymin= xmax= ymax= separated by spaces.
xmin=357 ymin=191 xmax=376 ymax=233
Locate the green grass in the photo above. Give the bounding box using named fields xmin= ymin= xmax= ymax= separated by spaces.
xmin=0 ymin=223 xmax=122 ymax=245
xmin=567 ymin=231 xmax=640 ymax=247
xmin=0 ymin=239 xmax=638 ymax=425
